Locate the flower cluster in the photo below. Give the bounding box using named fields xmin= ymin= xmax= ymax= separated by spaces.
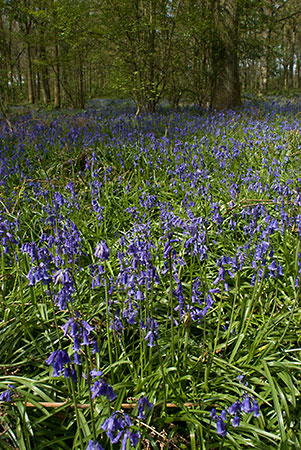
xmin=45 ymin=349 xmax=77 ymax=381
xmin=141 ymin=317 xmax=159 ymax=347
xmin=89 ymin=370 xmax=116 ymax=402
xmin=102 ymin=411 xmax=141 ymax=450
xmin=211 ymin=390 xmax=260 ymax=437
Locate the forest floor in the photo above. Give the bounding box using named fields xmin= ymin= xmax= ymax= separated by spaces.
xmin=0 ymin=96 xmax=300 ymax=449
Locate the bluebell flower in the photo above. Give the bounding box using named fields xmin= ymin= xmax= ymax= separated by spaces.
xmin=216 ymin=418 xmax=227 ymax=436
xmin=220 ymin=409 xmax=227 ymax=421
xmin=91 ymin=379 xmax=117 ymax=401
xmin=210 ymin=408 xmax=217 ymax=419
xmin=86 ymin=440 xmax=104 ymax=450
xmin=102 ymin=411 xmax=140 ymax=448
xmin=212 ymin=384 xmax=261 ymax=436
xmin=90 ymin=370 xmax=103 ymax=377
xmin=46 ymin=349 xmax=71 ymax=377
xmin=228 ymin=400 xmax=241 ymax=416
xmin=95 ymin=241 xmax=110 ymax=260
xmin=252 ymin=399 xmax=260 ymax=418
xmin=0 ymin=385 xmax=15 ymax=402
xmin=142 ymin=317 xmax=159 ymax=347
xmin=27 ymin=263 xmax=52 ymax=286
xmin=73 ymin=353 xmax=82 ymax=365
xmin=92 ymin=339 xmax=100 ymax=354
xmin=102 ymin=411 xmax=123 ymax=442
xmin=122 ymin=302 xmax=139 ymax=325
xmin=232 ymin=415 xmax=240 ymax=427
xmin=90 ymin=371 xmax=116 ymax=401
xmin=121 ymin=430 xmax=141 ymax=450
xmin=137 ymin=395 xmax=153 ymax=419
xmin=241 ymin=395 xmax=253 ymax=414
xmin=110 ymin=311 xmax=124 ymax=335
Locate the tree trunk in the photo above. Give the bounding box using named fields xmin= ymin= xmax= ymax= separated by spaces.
xmin=27 ymin=44 xmax=35 ymax=104
xmin=288 ymin=27 xmax=295 ymax=89
xmin=78 ymin=56 xmax=85 ymax=109
xmin=40 ymin=45 xmax=51 ymax=104
xmin=54 ymin=45 xmax=61 ymax=108
xmin=36 ymin=71 xmax=41 ymax=103
xmin=210 ymin=0 xmax=241 ymax=110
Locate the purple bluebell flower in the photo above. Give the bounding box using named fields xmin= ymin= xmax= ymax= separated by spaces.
xmin=46 ymin=349 xmax=71 ymax=377
xmin=62 ymin=316 xmax=94 ymax=350
xmin=232 ymin=415 xmax=240 ymax=427
xmin=95 ymin=241 xmax=110 ymax=260
xmin=92 ymin=339 xmax=100 ymax=354
xmin=137 ymin=395 xmax=153 ymax=419
xmin=86 ymin=440 xmax=104 ymax=450
xmin=210 ymin=408 xmax=217 ymax=419
xmin=228 ymin=400 xmax=241 ymax=416
xmin=27 ymin=263 xmax=52 ymax=286
xmin=90 ymin=371 xmax=116 ymax=402
xmin=252 ymin=399 xmax=260 ymax=418
xmin=90 ymin=379 xmax=117 ymax=401
xmin=121 ymin=430 xmax=141 ymax=450
xmin=142 ymin=317 xmax=159 ymax=347
xmin=110 ymin=310 xmax=124 ymax=334
xmin=241 ymin=395 xmax=253 ymax=414
xmin=102 ymin=411 xmax=140 ymax=448
xmin=0 ymin=385 xmax=15 ymax=402
xmin=212 ymin=376 xmax=261 ymax=436
xmin=216 ymin=418 xmax=227 ymax=436
xmin=101 ymin=411 xmax=123 ymax=442
xmin=73 ymin=353 xmax=82 ymax=365
xmin=220 ymin=409 xmax=227 ymax=421
xmin=90 ymin=370 xmax=103 ymax=377
xmin=53 ymin=269 xmax=72 ymax=285
xmin=53 ymin=270 xmax=75 ymax=310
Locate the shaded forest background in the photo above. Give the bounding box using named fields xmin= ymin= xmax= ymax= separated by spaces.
xmin=0 ymin=0 xmax=300 ymax=113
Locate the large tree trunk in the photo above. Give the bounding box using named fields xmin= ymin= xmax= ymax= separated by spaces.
xmin=210 ymin=0 xmax=241 ymax=110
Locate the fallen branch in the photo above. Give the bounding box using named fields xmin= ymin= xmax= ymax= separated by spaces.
xmin=0 ymin=401 xmax=198 ymax=409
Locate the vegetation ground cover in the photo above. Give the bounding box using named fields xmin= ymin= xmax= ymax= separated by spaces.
xmin=0 ymin=97 xmax=300 ymax=449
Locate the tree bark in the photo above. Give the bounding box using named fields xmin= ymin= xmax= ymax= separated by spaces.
xmin=54 ymin=44 xmax=61 ymax=108
xmin=210 ymin=0 xmax=241 ymax=110
xmin=40 ymin=46 xmax=51 ymax=104
xmin=78 ymin=55 xmax=85 ymax=109
xmin=27 ymin=44 xmax=35 ymax=104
